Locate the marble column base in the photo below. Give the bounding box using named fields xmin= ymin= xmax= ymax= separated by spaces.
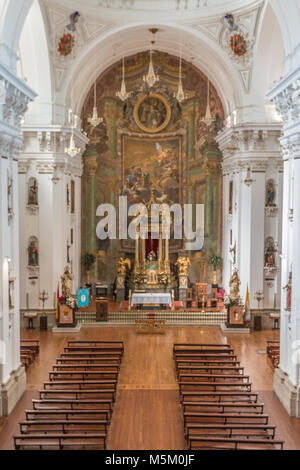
xmin=0 ymin=365 xmax=26 ymax=417
xmin=273 ymin=366 xmax=300 ymax=417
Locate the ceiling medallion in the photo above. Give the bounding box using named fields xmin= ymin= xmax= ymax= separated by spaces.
xmin=133 ymin=93 xmax=171 ymax=134
xmin=230 ymin=33 xmax=248 ymax=57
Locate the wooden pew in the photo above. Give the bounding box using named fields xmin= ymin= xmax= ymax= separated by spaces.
xmin=38 ymin=389 xmax=116 ymax=401
xmin=179 ymin=382 xmax=252 ymax=395
xmin=60 ymin=352 xmax=122 ymax=361
xmin=178 ymin=373 xmax=250 ymax=383
xmin=19 ymin=419 xmax=109 ymax=434
xmin=180 ymin=390 xmax=259 ymax=403
xmin=52 ymin=364 xmax=120 ymax=372
xmin=187 ymin=436 xmax=284 ymax=450
xmin=49 ymin=370 xmax=118 ymax=381
xmin=173 ymin=343 xmax=231 ymax=356
xmin=183 ymin=411 xmax=269 ymax=426
xmin=185 ymin=423 xmax=276 ymax=439
xmin=175 ymin=353 xmax=238 ymax=362
xmin=25 ymin=409 xmax=111 ymax=422
xmin=64 ymin=346 xmax=123 ymax=356
xmin=14 ymin=433 xmax=106 ymax=450
xmin=177 ymin=365 xmax=244 ymax=377
xmin=182 ymin=401 xmax=265 ymax=414
xmin=56 ymin=357 xmax=121 ymax=369
xmin=43 ymin=380 xmax=117 ymax=390
xmin=20 ymin=340 xmax=40 ymax=355
xmin=32 ymin=398 xmax=113 ymax=411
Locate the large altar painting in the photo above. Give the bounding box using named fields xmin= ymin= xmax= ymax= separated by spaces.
xmin=121 ymin=134 xmax=182 ymax=206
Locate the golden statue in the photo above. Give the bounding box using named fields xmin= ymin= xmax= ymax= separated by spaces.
xmin=176 ymin=256 xmax=191 ymax=276
xmin=117 ymin=257 xmax=131 ymax=276
xmin=230 ymin=269 xmax=241 ymax=298
xmin=61 ymin=265 xmax=74 ymax=297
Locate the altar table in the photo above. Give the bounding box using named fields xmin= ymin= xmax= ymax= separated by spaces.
xmin=131 ymin=292 xmax=172 ymax=308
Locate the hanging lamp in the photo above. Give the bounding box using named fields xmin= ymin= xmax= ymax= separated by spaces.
xmin=88 ymin=80 xmax=103 ymax=127
xmin=116 ymin=57 xmax=131 ymax=101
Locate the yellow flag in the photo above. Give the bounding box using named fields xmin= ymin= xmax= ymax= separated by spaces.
xmin=244 ymin=284 xmax=250 ymax=321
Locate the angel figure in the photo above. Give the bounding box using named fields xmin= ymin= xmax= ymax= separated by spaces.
xmin=117 ymin=257 xmax=131 ymax=276
xmin=176 ymin=256 xmax=191 ymax=276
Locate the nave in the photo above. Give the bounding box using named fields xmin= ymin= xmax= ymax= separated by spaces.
xmin=1 ymin=327 xmax=300 ymax=450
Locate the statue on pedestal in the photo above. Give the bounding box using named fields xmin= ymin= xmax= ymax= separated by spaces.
xmin=61 ymin=265 xmax=74 ymax=297
xmin=117 ymin=257 xmax=131 ymax=276
xmin=229 ymin=269 xmax=240 ymax=298
xmin=176 ymin=256 xmax=191 ymax=276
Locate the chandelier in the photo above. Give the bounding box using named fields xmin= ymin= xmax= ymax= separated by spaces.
xmin=201 ymin=79 xmax=214 ymax=128
xmin=65 ymin=129 xmax=80 ymax=158
xmin=88 ymin=80 xmax=103 ymax=127
xmin=116 ymin=57 xmax=131 ymax=101
xmin=143 ymin=47 xmax=159 ymax=88
xmin=174 ymin=54 xmax=188 ymax=103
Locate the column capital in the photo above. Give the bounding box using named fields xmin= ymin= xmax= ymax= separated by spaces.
xmin=85 ymin=159 xmax=98 ymax=176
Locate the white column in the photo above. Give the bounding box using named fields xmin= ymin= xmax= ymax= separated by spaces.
xmin=268 ymin=65 xmax=300 ymax=417
xmin=217 ymin=125 xmax=283 ymax=313
xmin=0 ymin=63 xmax=36 ymax=417
xmin=19 ymin=127 xmax=88 ymax=326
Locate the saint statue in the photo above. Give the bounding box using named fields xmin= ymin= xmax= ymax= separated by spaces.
xmin=229 ymin=269 xmax=240 ymax=298
xmin=176 ymin=256 xmax=191 ymax=276
xmin=61 ymin=265 xmax=74 ymax=297
xmin=117 ymin=257 xmax=131 ymax=276
xmin=28 ymin=240 xmax=39 ymax=266
xmin=28 ymin=179 xmax=38 ymax=205
xmin=264 ymin=239 xmax=276 ymax=267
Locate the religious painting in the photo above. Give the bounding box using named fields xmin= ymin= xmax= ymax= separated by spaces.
xmin=134 ymin=94 xmax=171 ymax=133
xmin=28 ymin=237 xmax=39 ymax=267
xmin=266 ymin=179 xmax=276 ymax=207
xmin=122 ymin=135 xmax=182 ymax=205
xmin=28 ymin=177 xmax=38 ymax=206
xmin=118 ymin=130 xmax=187 ymax=252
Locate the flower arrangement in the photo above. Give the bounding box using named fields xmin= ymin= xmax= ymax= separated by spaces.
xmin=158 ymin=273 xmax=169 ymax=285
xmin=224 ymin=294 xmax=240 ymax=308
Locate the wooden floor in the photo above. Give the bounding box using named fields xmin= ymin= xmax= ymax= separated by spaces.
xmin=1 ymin=326 xmax=300 ymax=450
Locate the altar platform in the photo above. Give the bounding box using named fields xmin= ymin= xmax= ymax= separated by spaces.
xmin=76 ymin=299 xmax=227 ymax=326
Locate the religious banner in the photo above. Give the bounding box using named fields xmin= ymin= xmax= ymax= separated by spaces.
xmin=77 ymin=288 xmax=90 ymax=308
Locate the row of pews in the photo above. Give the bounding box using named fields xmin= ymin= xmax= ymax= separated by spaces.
xmin=14 ymin=340 xmax=124 ymax=450
xmin=20 ymin=340 xmax=40 ymax=370
xmin=267 ymin=340 xmax=280 ymax=368
xmin=173 ymin=343 xmax=284 ymax=450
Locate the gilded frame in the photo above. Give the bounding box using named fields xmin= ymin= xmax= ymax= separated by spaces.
xmin=133 ymin=93 xmax=171 ymax=134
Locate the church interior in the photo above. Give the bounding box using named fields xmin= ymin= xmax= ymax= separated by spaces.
xmin=0 ymin=0 xmax=300 ymax=451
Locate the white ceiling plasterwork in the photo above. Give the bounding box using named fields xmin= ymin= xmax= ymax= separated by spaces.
xmin=189 ymin=0 xmax=264 ymax=93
